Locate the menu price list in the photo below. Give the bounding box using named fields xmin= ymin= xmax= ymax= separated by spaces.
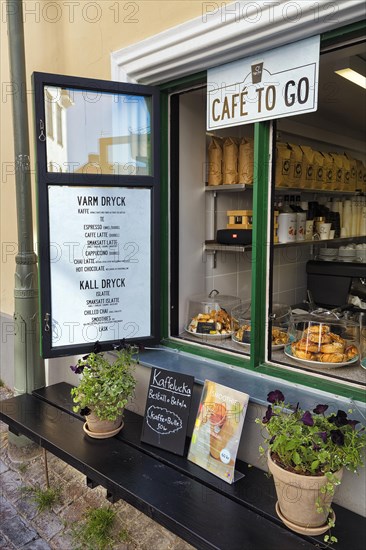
xmin=48 ymin=186 xmax=151 ymax=347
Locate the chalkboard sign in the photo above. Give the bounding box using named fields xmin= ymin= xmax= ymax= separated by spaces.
xmin=141 ymin=368 xmax=194 ymax=455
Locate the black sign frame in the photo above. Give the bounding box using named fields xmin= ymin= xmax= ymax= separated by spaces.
xmin=141 ymin=368 xmax=194 ymax=456
xmin=33 ymin=72 xmax=160 ymax=357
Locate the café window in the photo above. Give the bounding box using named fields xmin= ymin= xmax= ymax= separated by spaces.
xmin=169 ymin=87 xmax=255 ymax=361
xmin=267 ymin=41 xmax=366 ymax=388
xmin=168 ymin=38 xmax=365 ymax=390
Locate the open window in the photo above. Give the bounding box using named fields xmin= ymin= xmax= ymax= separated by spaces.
xmin=33 ymin=72 xmax=160 ymax=358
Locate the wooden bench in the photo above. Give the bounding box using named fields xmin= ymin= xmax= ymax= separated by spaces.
xmin=0 ymin=382 xmax=364 ymax=550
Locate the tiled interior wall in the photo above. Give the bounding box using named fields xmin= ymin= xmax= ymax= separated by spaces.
xmin=272 ymin=246 xmax=311 ymax=306
xmin=204 ymin=190 xmax=253 ymax=302
xmin=204 ymin=190 xmax=311 ymax=308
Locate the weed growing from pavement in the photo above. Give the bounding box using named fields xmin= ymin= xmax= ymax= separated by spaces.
xmin=70 ymin=506 xmax=128 ymax=550
xmin=21 ymin=485 xmax=62 ymax=512
xmin=0 ymin=379 xmax=4 ymax=387
xmin=17 ymin=463 xmax=28 ymax=474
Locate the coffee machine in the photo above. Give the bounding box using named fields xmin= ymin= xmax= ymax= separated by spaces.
xmin=306 ymin=260 xmax=366 ymax=310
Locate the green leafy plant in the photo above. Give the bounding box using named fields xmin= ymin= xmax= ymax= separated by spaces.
xmin=256 ymin=390 xmax=366 ymax=543
xmin=70 ymin=506 xmax=121 ymax=550
xmin=70 ymin=346 xmax=137 ymax=422
xmin=21 ymin=485 xmax=62 ymax=512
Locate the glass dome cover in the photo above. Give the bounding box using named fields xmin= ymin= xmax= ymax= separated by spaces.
xmin=186 ymin=289 xmax=241 ymax=337
xmin=288 ymin=309 xmax=360 ymax=366
xmin=231 ymin=303 xmax=292 ymax=347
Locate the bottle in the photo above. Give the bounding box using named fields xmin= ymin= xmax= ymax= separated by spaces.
xmin=282 ymin=195 xmax=292 ymax=213
xmin=289 ymin=195 xmax=297 ymax=212
xmin=295 ymin=195 xmax=304 ymax=212
xmin=277 ymin=195 xmax=284 ymax=212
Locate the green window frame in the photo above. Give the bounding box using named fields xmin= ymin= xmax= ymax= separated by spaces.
xmin=158 ymin=21 xmax=366 ymax=404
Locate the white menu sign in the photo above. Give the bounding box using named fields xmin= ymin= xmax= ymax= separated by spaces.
xmin=207 ymin=35 xmax=320 ymax=129
xmin=48 ymin=186 xmax=151 ymax=347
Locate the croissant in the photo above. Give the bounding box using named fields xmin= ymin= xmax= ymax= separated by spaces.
xmin=318 ymin=353 xmax=346 ymax=363
xmin=320 ymin=342 xmax=345 ymax=354
xmin=329 ymin=332 xmax=346 ymax=344
xmin=295 ymin=339 xmax=320 ymax=353
xmin=345 ymin=345 xmax=358 ymax=360
xmin=305 ymin=324 xmax=330 ymax=335
xmin=291 ymin=345 xmax=316 ymax=361
xmin=308 ymin=333 xmax=332 ymax=345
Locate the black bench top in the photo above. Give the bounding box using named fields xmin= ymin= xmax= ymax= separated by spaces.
xmin=0 ymin=383 xmax=365 ymax=550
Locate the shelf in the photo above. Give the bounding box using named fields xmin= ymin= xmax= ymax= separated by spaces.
xmin=274 ymin=186 xmax=363 ymax=195
xmin=204 ymin=235 xmax=365 ymax=254
xmin=204 ymin=241 xmax=251 ymax=253
xmin=205 ymin=184 xmax=363 ymax=195
xmin=205 ymin=183 xmax=252 ymax=192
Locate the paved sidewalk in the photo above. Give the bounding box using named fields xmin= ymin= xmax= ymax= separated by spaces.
xmin=0 ymin=386 xmax=194 ymax=550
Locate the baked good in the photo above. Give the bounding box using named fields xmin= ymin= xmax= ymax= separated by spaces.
xmin=304 ymin=324 xmax=330 ymax=335
xmin=295 ymin=338 xmax=320 ymax=353
xmin=290 ymin=323 xmax=357 ymax=364
xmin=188 ymin=308 xmax=232 ymax=335
xmin=318 ymin=353 xmax=347 ymax=363
xmin=291 ymin=344 xmax=316 ymax=361
xmin=320 ymin=342 xmax=345 ymax=354
xmin=345 ymin=345 xmax=358 ymax=360
xmin=307 ymin=332 xmax=332 ymax=344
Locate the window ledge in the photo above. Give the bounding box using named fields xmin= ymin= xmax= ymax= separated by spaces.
xmin=136 ymin=346 xmax=366 ymax=416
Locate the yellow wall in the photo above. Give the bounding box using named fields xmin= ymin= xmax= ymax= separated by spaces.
xmin=0 ymin=0 xmax=206 ymax=315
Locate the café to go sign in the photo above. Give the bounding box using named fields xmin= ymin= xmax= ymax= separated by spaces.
xmin=207 ymin=36 xmax=320 ymax=129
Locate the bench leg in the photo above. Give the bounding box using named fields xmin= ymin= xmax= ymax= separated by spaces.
xmin=107 ymin=491 xmax=120 ymax=504
xmin=43 ymin=449 xmax=50 ymax=489
xmin=86 ymin=477 xmax=99 ymax=489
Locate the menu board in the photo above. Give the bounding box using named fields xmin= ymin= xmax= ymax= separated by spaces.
xmin=188 ymin=380 xmax=249 ymax=484
xmin=48 ymin=186 xmax=151 ymax=348
xmin=141 ymin=368 xmax=194 ymax=455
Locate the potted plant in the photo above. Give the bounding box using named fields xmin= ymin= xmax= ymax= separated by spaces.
xmin=256 ymin=389 xmax=366 ymax=544
xmin=70 ymin=345 xmax=137 ymax=439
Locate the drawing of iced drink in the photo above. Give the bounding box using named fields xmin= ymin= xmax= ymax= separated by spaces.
xmin=251 ymin=62 xmax=264 ymax=84
xmin=209 ymin=403 xmax=228 ymax=460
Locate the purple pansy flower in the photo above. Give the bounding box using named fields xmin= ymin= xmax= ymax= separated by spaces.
xmin=317 ymin=431 xmax=328 ymax=443
xmin=262 ymin=405 xmax=275 ymax=424
xmin=301 ymin=411 xmax=314 ymax=426
xmin=331 ymin=429 xmax=345 ymax=446
xmin=313 ymin=404 xmax=329 ymax=415
xmin=267 ymin=390 xmax=284 ymax=404
xmin=329 ymin=410 xmax=348 ymax=427
xmin=70 ymin=363 xmax=85 ymax=375
xmin=347 ymin=419 xmax=360 ymax=430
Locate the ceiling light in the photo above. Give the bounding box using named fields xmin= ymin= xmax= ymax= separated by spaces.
xmin=335 ymin=55 xmax=366 ymax=89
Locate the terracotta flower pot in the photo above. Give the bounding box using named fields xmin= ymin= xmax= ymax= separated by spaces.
xmin=83 ymin=411 xmax=124 ymax=439
xmin=268 ymin=452 xmax=343 ymax=534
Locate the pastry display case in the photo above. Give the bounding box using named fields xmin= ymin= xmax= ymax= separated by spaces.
xmin=185 ymin=290 xmax=241 ymax=339
xmin=287 ymin=310 xmax=360 ymax=369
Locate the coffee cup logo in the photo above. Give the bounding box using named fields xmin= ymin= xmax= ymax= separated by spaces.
xmin=251 ymin=62 xmax=264 ymax=84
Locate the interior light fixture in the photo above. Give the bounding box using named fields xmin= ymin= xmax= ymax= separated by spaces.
xmin=334 ymin=55 xmax=366 ymax=89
